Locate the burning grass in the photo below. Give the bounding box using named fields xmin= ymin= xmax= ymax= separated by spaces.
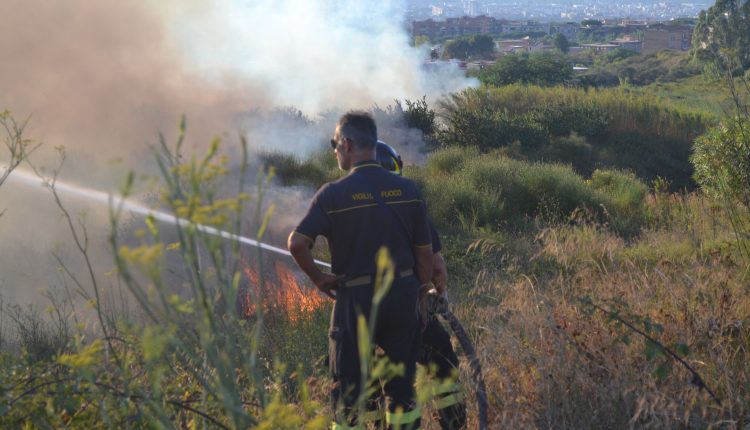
xmin=241 ymin=260 xmax=328 ymax=323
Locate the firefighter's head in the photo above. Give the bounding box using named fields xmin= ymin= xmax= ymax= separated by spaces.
xmin=332 ymin=111 xmax=377 ymax=171
xmin=375 ymin=140 xmax=403 ymax=176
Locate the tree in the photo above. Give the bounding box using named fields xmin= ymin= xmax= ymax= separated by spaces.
xmin=470 ymin=34 xmax=495 ymax=59
xmin=474 ymin=51 xmax=572 ymax=86
xmin=443 ymin=38 xmax=471 ymax=60
xmin=692 ymin=117 xmax=750 ymax=206
xmin=692 ymin=0 xmax=750 ymax=70
xmin=553 ymin=33 xmax=570 ymax=53
xmin=442 ymin=34 xmax=496 ymax=60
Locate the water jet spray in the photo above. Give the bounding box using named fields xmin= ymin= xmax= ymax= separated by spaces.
xmin=4 ymin=167 xmax=331 ymax=269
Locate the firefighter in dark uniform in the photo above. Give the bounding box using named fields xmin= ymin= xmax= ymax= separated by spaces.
xmin=376 ymin=142 xmax=467 ymax=430
xmin=288 ymin=111 xmax=433 ymax=430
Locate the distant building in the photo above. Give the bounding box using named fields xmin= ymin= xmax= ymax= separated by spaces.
xmin=581 ymin=43 xmax=620 ymax=53
xmin=642 ymin=24 xmax=693 ymax=53
xmin=496 ymin=38 xmax=533 ymax=53
xmin=620 ymin=19 xmax=649 ymax=28
xmin=465 ymin=0 xmax=480 ymax=17
xmin=610 ymin=36 xmax=643 ymax=52
xmin=495 ymin=38 xmax=551 ymax=54
xmin=498 ymin=20 xmax=550 ymax=34
xmin=412 ymin=15 xmax=501 ymax=40
xmin=549 ymin=22 xmax=579 ymax=41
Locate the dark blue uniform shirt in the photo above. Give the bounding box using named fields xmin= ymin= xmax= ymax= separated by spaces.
xmin=294 ymin=160 xmax=432 ymax=277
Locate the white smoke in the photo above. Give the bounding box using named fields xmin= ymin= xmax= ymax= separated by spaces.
xmin=0 ymin=0 xmax=475 ymax=306
xmin=159 ymin=0 xmax=467 ymax=115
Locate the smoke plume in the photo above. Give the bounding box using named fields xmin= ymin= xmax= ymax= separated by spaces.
xmin=0 ymin=0 xmax=474 ymax=305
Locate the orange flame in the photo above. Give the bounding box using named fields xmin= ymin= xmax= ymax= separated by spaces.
xmin=241 ymin=259 xmax=328 ymax=322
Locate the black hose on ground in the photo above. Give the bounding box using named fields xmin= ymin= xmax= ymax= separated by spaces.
xmin=422 ymin=292 xmax=488 ymax=430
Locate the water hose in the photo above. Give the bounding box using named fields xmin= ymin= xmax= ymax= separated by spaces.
xmin=422 ymin=292 xmax=488 ymax=430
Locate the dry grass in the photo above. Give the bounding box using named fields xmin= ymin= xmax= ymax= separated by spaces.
xmin=446 ymin=192 xmax=749 ymax=429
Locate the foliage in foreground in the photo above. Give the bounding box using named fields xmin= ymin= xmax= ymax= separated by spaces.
xmin=0 ymin=125 xmax=457 ymax=429
xmin=0 ymin=128 xmax=333 ymax=428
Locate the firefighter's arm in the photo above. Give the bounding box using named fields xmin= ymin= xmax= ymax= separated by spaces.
xmin=414 ymin=244 xmax=434 ymax=288
xmin=432 ymin=252 xmax=448 ymax=297
xmin=288 ymin=232 xmax=338 ymax=298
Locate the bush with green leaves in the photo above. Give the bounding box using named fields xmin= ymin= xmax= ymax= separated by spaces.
xmin=409 ymin=147 xmax=648 ymax=237
xmin=589 ymin=169 xmax=648 ymax=235
xmin=472 ymin=51 xmax=573 ymax=87
xmin=438 ymin=85 xmax=713 ymax=189
xmin=692 ymin=117 xmax=750 ymax=206
xmin=442 ymin=34 xmax=495 ymax=60
xmin=259 ymin=150 xmax=338 ymax=187
xmin=534 ymin=100 xmax=610 ymax=138
xmin=402 ymin=96 xmax=437 ymax=137
xmin=579 ymin=50 xmax=700 ymax=87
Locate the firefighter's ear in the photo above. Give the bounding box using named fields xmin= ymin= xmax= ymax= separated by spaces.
xmin=342 ymin=137 xmax=353 ymax=153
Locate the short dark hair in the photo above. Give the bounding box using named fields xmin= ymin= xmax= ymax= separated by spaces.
xmin=338 ymin=111 xmax=377 ymax=150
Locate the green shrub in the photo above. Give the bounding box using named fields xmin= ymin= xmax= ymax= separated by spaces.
xmin=692 ymin=117 xmax=750 ymax=206
xmin=402 ymin=96 xmax=437 ymax=137
xmin=590 ymin=169 xmax=648 ymax=236
xmin=535 ymin=101 xmax=610 ymax=138
xmin=582 ymin=50 xmax=701 ymax=87
xmin=473 ymin=51 xmax=573 ymax=86
xmin=536 ymin=133 xmax=595 ymax=175
xmin=438 ymin=85 xmax=713 ymax=189
xmin=260 ymin=150 xmax=340 ymax=188
xmin=413 ymin=149 xmax=647 ymax=235
xmin=423 ymin=145 xmax=475 ymax=176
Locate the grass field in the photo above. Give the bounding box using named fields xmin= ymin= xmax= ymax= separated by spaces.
xmin=1 ymin=77 xmax=749 ymax=428
xmin=636 ymin=74 xmax=750 ymax=119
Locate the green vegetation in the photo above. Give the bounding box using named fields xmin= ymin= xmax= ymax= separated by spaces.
xmin=692 ymin=117 xmax=750 ymax=206
xmin=231 ymin=67 xmax=748 ymax=425
xmin=408 ymin=147 xmax=647 ymax=237
xmin=576 ymin=26 xmax=639 ymax=44
xmin=412 ymin=35 xmax=429 ymax=47
xmin=259 ymin=150 xmax=339 ymax=186
xmin=578 ymin=50 xmax=701 ymax=87
xmin=3 ymin=4 xmax=750 ymax=425
xmin=441 ymin=34 xmax=495 ymax=60
xmin=438 ymin=85 xmax=713 ymax=189
xmin=553 ymin=33 xmax=570 ymax=53
xmin=1 ymin=126 xmax=336 ymax=428
xmin=0 ymin=123 xmax=452 ymax=428
xmin=472 ymin=51 xmax=573 ymax=87
xmin=580 ymin=19 xmax=603 ymax=27
xmin=692 ymin=0 xmax=750 ymax=71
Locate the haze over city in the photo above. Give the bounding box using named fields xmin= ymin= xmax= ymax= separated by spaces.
xmin=406 ymin=0 xmax=712 ymax=20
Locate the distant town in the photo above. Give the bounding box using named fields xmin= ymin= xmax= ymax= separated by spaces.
xmin=405 ymin=0 xmax=712 ymax=21
xmin=412 ymin=16 xmax=694 ymax=61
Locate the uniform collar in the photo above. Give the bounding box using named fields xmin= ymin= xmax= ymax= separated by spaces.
xmin=351 ymin=160 xmax=382 ymax=172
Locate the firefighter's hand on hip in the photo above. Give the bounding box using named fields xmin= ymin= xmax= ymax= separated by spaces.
xmin=313 ymin=273 xmax=341 ymax=299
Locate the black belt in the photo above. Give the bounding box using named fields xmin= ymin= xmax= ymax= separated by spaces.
xmin=342 ymin=269 xmax=414 ymax=288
